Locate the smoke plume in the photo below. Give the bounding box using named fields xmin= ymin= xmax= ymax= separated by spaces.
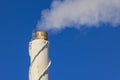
xmin=37 ymin=0 xmax=120 ymax=31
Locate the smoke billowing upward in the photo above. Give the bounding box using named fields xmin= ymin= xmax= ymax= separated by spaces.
xmin=37 ymin=0 xmax=120 ymax=31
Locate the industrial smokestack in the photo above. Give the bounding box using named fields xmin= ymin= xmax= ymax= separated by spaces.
xmin=29 ymin=30 xmax=51 ymax=80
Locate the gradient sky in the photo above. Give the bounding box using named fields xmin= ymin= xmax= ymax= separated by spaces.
xmin=0 ymin=0 xmax=120 ymax=80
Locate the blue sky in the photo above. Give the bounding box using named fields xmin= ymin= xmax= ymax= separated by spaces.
xmin=0 ymin=0 xmax=120 ymax=80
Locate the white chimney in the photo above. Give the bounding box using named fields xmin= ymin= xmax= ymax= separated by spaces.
xmin=29 ymin=30 xmax=51 ymax=80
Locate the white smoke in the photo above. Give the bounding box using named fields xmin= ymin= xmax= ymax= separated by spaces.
xmin=37 ymin=0 xmax=120 ymax=31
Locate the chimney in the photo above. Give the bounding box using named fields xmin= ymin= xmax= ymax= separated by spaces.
xmin=29 ymin=30 xmax=51 ymax=80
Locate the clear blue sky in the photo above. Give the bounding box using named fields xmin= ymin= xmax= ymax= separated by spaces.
xmin=0 ymin=0 xmax=120 ymax=80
